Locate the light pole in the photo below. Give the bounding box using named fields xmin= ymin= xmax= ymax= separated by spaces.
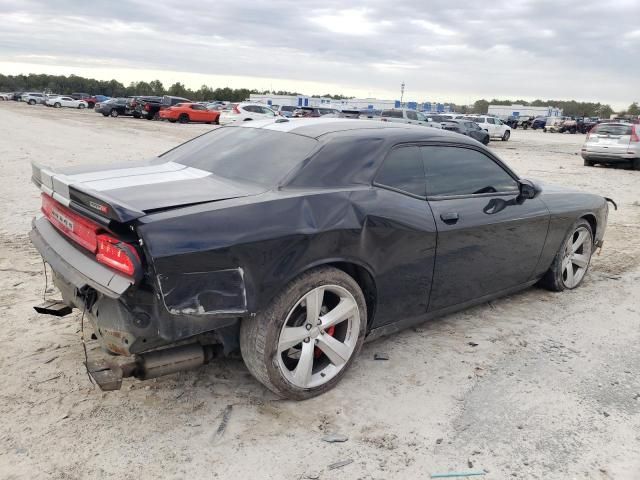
xmin=400 ymin=82 xmax=405 ymax=107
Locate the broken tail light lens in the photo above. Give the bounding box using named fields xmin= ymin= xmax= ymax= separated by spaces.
xmin=41 ymin=193 xmax=99 ymax=252
xmin=41 ymin=194 xmax=140 ymax=277
xmin=96 ymin=234 xmax=141 ymax=277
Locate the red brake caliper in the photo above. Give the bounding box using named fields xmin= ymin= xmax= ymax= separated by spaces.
xmin=314 ymin=325 xmax=335 ymax=358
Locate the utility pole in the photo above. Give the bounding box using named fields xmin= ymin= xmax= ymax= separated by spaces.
xmin=400 ymin=82 xmax=405 ymax=107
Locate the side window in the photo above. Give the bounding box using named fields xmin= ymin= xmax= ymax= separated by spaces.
xmin=421 ymin=146 xmax=519 ymax=196
xmin=406 ymin=111 xmax=418 ymax=121
xmin=486 ymin=117 xmax=495 ymax=124
xmin=261 ymin=107 xmax=275 ymax=115
xmin=375 ymin=146 xmax=426 ymax=197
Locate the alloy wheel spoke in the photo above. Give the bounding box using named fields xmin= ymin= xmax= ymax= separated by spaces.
xmin=320 ymin=298 xmax=357 ymax=329
xmin=316 ymin=334 xmax=351 ymax=367
xmin=292 ymin=341 xmax=315 ymax=386
xmin=572 ymin=230 xmax=588 ymax=253
xmin=304 ymin=288 xmax=324 ymax=325
xmin=565 ymin=263 xmax=575 ymax=287
xmin=572 ymin=253 xmax=589 ymax=269
xmin=278 ymin=326 xmax=309 ymax=352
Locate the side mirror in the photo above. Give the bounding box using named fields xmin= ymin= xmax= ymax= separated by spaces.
xmin=518 ymin=178 xmax=540 ymax=200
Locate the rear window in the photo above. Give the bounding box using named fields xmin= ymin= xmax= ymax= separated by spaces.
xmin=161 ymin=127 xmax=318 ymax=187
xmin=382 ymin=110 xmax=403 ymax=118
xmin=281 ymin=106 xmax=296 ymax=112
xmin=594 ymin=124 xmax=633 ymax=136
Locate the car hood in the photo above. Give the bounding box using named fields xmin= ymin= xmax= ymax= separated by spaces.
xmin=32 ymin=158 xmax=262 ymax=222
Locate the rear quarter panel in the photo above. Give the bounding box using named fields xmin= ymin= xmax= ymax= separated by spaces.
xmin=136 ymin=188 xmax=438 ymax=329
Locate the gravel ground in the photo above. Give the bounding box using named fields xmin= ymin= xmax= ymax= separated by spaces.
xmin=0 ymin=101 xmax=639 ymax=479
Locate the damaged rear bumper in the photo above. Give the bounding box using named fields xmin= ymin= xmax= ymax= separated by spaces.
xmin=30 ymin=216 xmax=244 ymax=357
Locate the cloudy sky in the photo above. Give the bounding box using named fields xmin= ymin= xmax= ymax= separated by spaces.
xmin=0 ymin=0 xmax=638 ymax=108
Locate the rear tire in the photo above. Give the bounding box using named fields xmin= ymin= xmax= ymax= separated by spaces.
xmin=78 ymin=104 xmax=86 ymax=109
xmin=178 ymin=114 xmax=189 ymax=124
xmin=502 ymin=130 xmax=510 ymax=141
xmin=539 ymin=219 xmax=593 ymax=292
xmin=110 ymin=109 xmax=119 ymax=117
xmin=28 ymin=99 xmax=36 ymax=105
xmin=633 ymin=158 xmax=640 ymax=171
xmin=240 ymin=266 xmax=367 ymax=400
xmin=54 ymin=103 xmax=61 ymax=108
xmin=583 ymin=159 xmax=595 ymax=167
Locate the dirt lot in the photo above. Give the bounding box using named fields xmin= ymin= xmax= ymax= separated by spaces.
xmin=0 ymin=102 xmax=639 ymax=479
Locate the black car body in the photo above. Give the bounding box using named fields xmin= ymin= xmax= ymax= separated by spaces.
xmin=441 ymin=119 xmax=490 ymax=144
xmin=531 ymin=116 xmax=548 ymax=130
xmin=95 ymin=98 xmax=131 ymax=117
xmin=29 ymin=119 xmax=609 ymax=397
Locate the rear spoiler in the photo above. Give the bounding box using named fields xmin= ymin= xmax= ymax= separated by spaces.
xmin=31 ymin=162 xmax=145 ymax=224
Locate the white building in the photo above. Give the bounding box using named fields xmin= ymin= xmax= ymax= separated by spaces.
xmin=248 ymin=94 xmax=453 ymax=113
xmin=487 ymin=104 xmax=563 ymax=118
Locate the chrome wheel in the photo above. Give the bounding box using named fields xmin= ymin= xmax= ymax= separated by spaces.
xmin=277 ymin=285 xmax=360 ymax=389
xmin=561 ymin=226 xmax=592 ymax=288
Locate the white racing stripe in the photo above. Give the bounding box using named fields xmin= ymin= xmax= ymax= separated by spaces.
xmin=79 ymin=164 xmax=211 ymax=192
xmin=65 ymin=161 xmax=188 ymax=183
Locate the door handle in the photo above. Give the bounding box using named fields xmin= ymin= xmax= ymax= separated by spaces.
xmin=440 ymin=212 xmax=459 ymax=224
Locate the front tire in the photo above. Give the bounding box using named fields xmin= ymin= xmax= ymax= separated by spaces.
xmin=110 ymin=109 xmax=119 ymax=117
xmin=28 ymin=99 xmax=36 ymax=105
xmin=178 ymin=114 xmax=189 ymax=124
xmin=240 ymin=267 xmax=367 ymax=400
xmin=54 ymin=102 xmax=61 ymax=108
xmin=539 ymin=219 xmax=593 ymax=292
xmin=78 ymin=104 xmax=86 ymax=109
xmin=502 ymin=130 xmax=511 ymax=141
xmin=632 ymin=158 xmax=640 ymax=171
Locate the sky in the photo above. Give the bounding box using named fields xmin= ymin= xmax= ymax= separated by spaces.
xmin=0 ymin=0 xmax=638 ymax=109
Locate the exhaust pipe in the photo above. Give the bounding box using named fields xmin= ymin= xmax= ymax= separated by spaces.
xmin=87 ymin=344 xmax=219 ymax=391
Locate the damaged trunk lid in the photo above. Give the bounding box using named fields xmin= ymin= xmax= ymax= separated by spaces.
xmin=32 ymin=158 xmax=262 ymax=223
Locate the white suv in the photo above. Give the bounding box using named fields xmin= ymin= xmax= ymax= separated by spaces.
xmin=464 ymin=115 xmax=511 ymax=141
xmin=219 ymin=103 xmax=277 ymax=124
xmin=21 ymin=92 xmax=47 ymax=105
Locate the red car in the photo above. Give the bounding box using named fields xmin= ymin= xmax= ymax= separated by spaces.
xmin=159 ymin=103 xmax=220 ymax=124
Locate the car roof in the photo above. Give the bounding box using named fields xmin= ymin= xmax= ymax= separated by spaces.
xmin=233 ymin=117 xmax=471 ymax=142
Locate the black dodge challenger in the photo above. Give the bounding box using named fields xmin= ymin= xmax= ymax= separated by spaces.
xmin=30 ymin=119 xmax=609 ymax=399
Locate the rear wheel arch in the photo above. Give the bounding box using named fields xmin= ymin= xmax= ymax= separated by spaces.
xmin=580 ymin=214 xmax=597 ymax=243
xmin=326 ymin=261 xmax=377 ymax=331
xmin=259 ymin=258 xmax=378 ymax=332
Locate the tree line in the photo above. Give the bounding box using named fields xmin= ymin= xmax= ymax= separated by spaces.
xmin=0 ymin=73 xmax=353 ymax=102
xmin=0 ymin=73 xmax=633 ymax=117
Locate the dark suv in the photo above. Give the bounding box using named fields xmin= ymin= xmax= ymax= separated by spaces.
xmin=133 ymin=95 xmax=191 ymax=120
xmin=441 ymin=119 xmax=490 ymax=144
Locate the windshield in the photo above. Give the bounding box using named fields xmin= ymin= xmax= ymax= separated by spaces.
xmin=161 ymin=127 xmax=318 ymax=186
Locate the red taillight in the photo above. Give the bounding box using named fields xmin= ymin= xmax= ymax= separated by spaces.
xmin=631 ymin=125 xmax=639 ymax=143
xmin=233 ymin=105 xmax=240 ymax=114
xmin=41 ymin=193 xmax=99 ymax=252
xmin=41 ymin=194 xmax=140 ymax=277
xmin=586 ymin=126 xmax=597 ymax=140
xmin=96 ymin=234 xmax=140 ymax=276
xmin=144 ymin=104 xmax=151 ymax=111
